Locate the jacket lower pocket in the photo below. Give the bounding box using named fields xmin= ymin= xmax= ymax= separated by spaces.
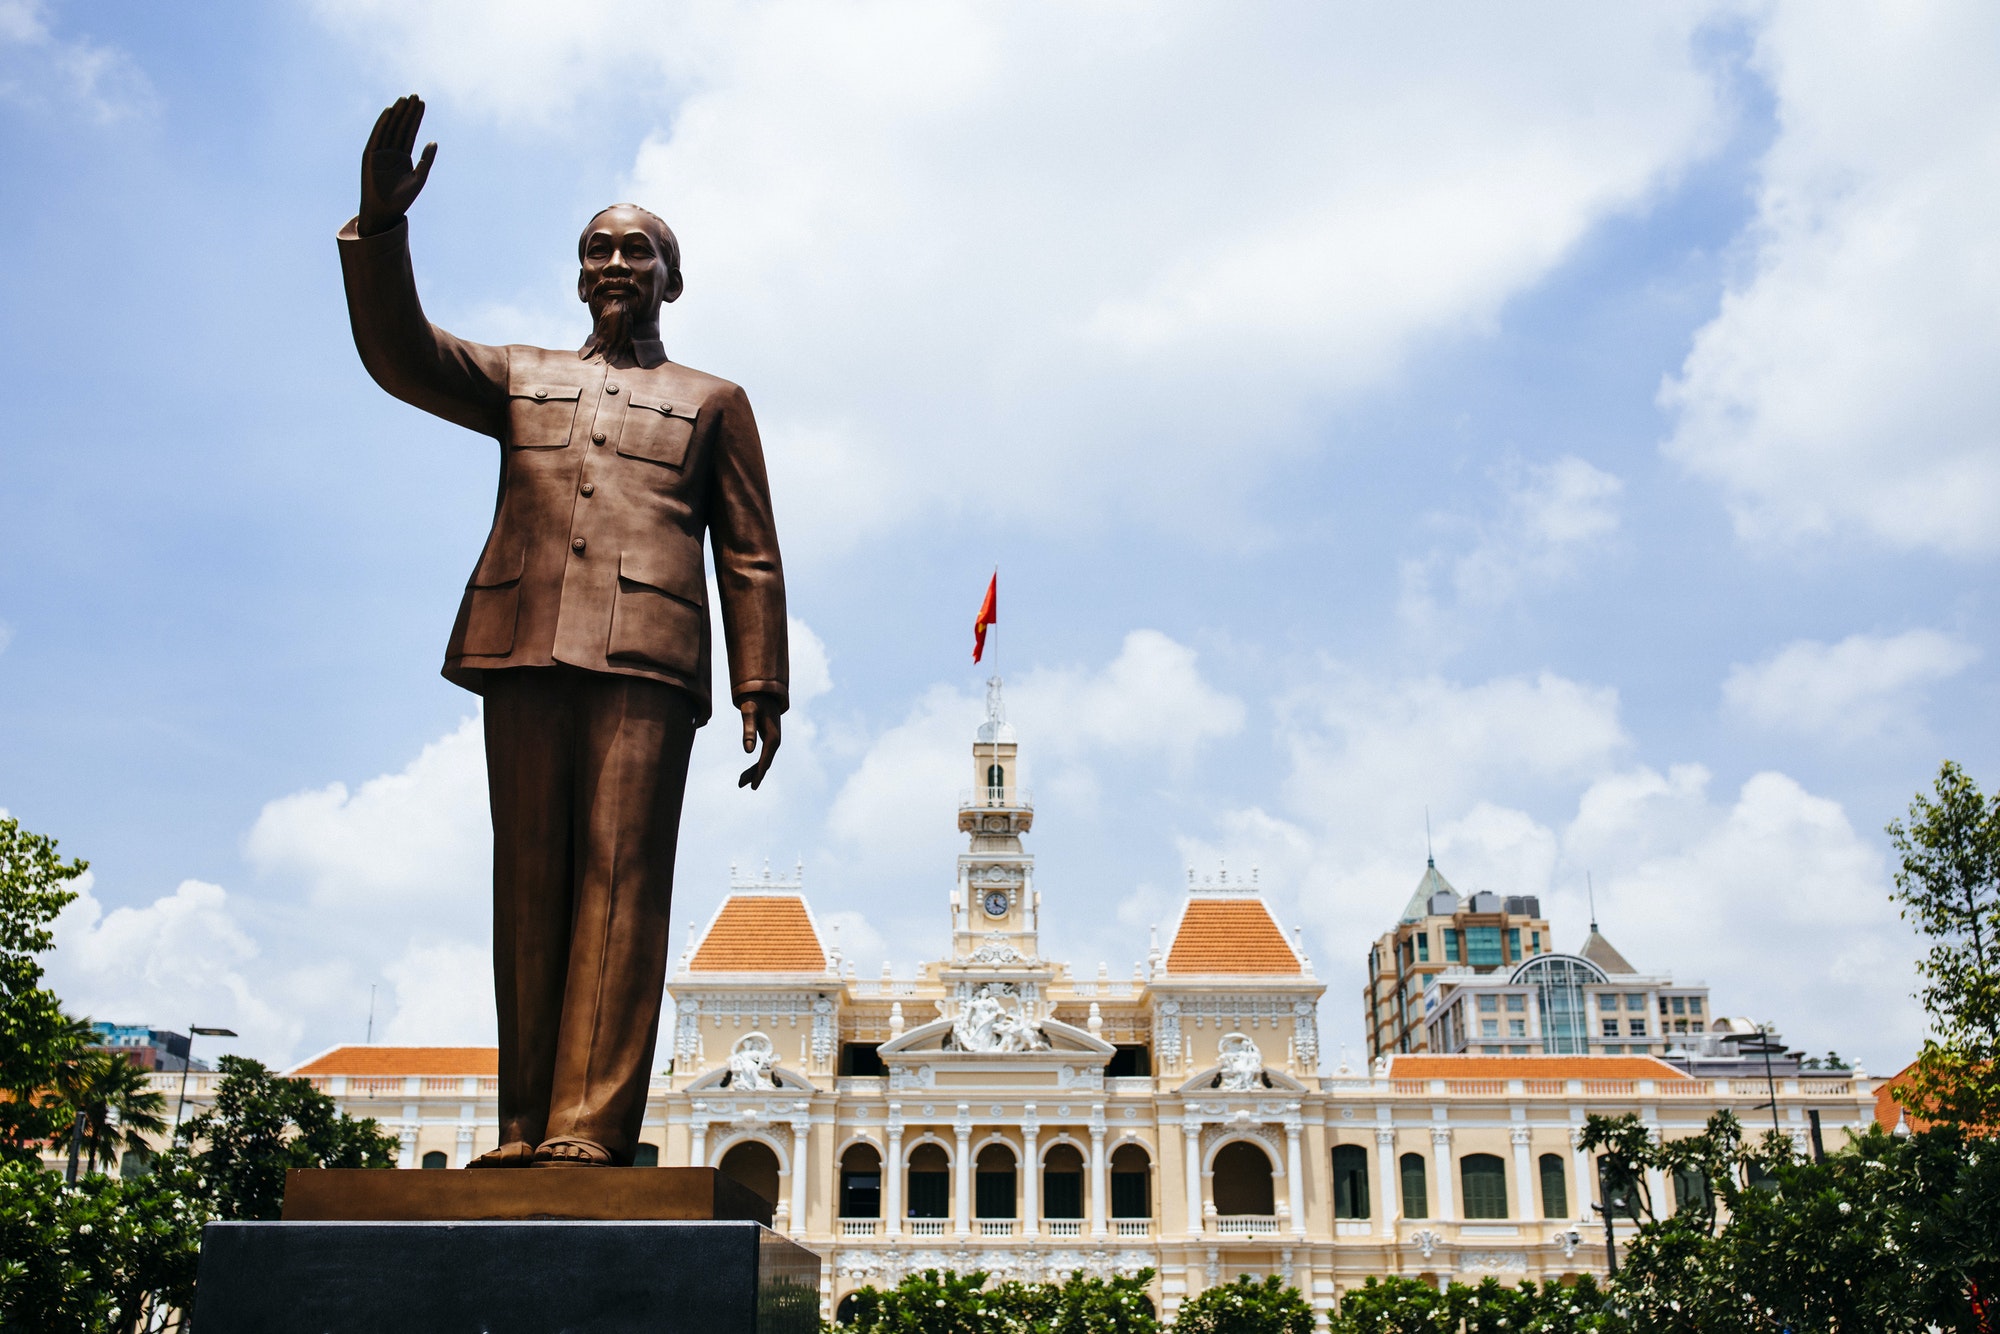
xmin=606 ymin=577 xmax=702 ymax=676
xmin=459 ymin=583 xmax=521 ymax=657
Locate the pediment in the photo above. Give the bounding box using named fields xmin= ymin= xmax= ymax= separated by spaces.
xmin=1175 ymin=1063 xmax=1308 ymax=1095
xmin=879 ymin=1016 xmax=1115 ymax=1059
xmin=682 ymin=1064 xmax=818 ymax=1093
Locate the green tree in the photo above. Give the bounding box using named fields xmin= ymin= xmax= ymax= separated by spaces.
xmin=1330 ymin=1274 xmax=1619 ymax=1334
xmin=836 ymin=1268 xmax=1019 ymax=1333
xmin=1035 ymin=1269 xmax=1157 ymax=1334
xmin=1888 ymin=759 xmax=2000 ymax=1129
xmin=179 ymin=1055 xmax=398 ymax=1220
xmin=0 ymin=817 xmax=89 ymax=1162
xmin=52 ymin=1046 xmax=169 ymax=1177
xmin=0 ymin=1156 xmax=209 ymax=1333
xmin=1170 ymin=1275 xmax=1314 ymax=1334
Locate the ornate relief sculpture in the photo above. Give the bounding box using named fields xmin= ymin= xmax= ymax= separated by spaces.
xmin=1216 ymin=1032 xmax=1265 ymax=1091
xmin=725 ymin=1033 xmax=779 ymax=1091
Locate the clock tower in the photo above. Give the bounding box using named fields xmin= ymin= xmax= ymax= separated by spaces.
xmin=953 ymin=676 xmax=1038 ymax=959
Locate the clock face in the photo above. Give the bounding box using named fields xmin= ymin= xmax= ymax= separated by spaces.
xmin=982 ymin=889 xmax=1010 ymax=918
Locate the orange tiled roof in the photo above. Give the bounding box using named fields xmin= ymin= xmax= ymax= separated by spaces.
xmin=1388 ymin=1054 xmax=1691 ymax=1080
xmin=1166 ymin=899 xmax=1301 ymax=975
xmin=290 ymin=1046 xmax=497 ymax=1076
xmin=689 ymin=895 xmax=828 ymax=973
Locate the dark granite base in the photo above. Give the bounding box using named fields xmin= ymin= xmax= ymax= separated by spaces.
xmin=191 ymin=1220 xmax=821 ymax=1334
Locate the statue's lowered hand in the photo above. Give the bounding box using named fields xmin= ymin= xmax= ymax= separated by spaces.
xmin=359 ymin=94 xmax=437 ymax=237
xmin=738 ymin=694 xmax=783 ymax=790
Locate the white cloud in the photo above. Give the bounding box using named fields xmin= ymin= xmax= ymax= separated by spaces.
xmin=1564 ymin=766 xmax=1915 ymax=1068
xmin=316 ymin=2 xmax=1728 ymax=548
xmin=0 ymin=0 xmax=153 ymax=121
xmin=243 ymin=712 xmax=490 ymax=932
xmin=1401 ymin=456 xmax=1623 ymax=635
xmin=380 ymin=941 xmax=493 ymax=1045
xmin=1184 ymin=661 xmax=1915 ymax=1073
xmin=1663 ymin=1 xmax=2000 ymax=554
xmin=1723 ymin=629 xmax=1978 ymax=743
xmin=828 ymin=630 xmax=1242 ymax=870
xmin=45 ymin=874 xmax=299 ymax=1059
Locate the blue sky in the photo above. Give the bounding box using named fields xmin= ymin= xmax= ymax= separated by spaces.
xmin=4 ymin=1 xmax=1997 ymax=1076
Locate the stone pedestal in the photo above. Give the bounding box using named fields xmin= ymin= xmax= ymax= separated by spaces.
xmin=191 ymin=1168 xmax=819 ymax=1333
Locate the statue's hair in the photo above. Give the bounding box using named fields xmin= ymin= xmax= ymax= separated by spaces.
xmin=579 ymin=204 xmax=680 ymax=271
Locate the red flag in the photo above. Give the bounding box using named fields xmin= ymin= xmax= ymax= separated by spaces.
xmin=972 ymin=573 xmax=997 ymax=662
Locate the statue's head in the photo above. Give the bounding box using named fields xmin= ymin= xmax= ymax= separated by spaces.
xmin=576 ymin=204 xmax=683 ymax=360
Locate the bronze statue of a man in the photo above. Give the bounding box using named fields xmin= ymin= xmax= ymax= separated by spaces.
xmin=337 ymin=96 xmax=788 ymax=1168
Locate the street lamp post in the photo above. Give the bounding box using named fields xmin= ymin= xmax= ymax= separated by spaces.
xmin=173 ymin=1025 xmax=238 ymax=1142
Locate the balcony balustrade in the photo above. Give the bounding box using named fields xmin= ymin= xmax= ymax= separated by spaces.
xmin=1215 ymin=1215 xmax=1278 ymax=1236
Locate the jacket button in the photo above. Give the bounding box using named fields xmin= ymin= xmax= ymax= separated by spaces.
xmin=572 ymin=537 xmax=586 ymax=553
xmin=580 ymin=482 xmax=594 ymax=497
xmin=534 ymin=389 xmax=548 ymax=400
xmin=605 ymin=383 xmax=620 ymax=395
xmin=592 ymin=431 xmax=606 ymax=444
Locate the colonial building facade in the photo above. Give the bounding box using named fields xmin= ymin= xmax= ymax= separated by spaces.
xmin=157 ymin=684 xmax=1884 ymax=1325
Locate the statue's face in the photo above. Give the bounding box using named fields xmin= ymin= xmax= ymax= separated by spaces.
xmin=577 ymin=206 xmax=681 ymax=316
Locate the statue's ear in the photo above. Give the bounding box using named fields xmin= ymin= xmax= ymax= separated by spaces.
xmin=662 ymin=267 xmax=684 ymax=304
xmin=577 ymin=269 xmax=590 ymax=304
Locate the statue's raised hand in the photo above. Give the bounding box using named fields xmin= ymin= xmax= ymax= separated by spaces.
xmin=358 ymin=94 xmax=437 ymax=237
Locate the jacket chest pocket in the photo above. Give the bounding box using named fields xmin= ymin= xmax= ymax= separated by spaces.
xmin=506 ymin=384 xmax=584 ymax=449
xmin=616 ymin=395 xmax=699 ymax=469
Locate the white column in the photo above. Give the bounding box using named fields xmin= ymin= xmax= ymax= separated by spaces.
xmin=885 ymin=1117 xmax=904 ymax=1236
xmin=1511 ymin=1125 xmax=1536 ymax=1221
xmin=455 ymin=1118 xmax=475 ymax=1169
xmin=1375 ymin=1125 xmax=1398 ymax=1238
xmin=1570 ymin=1125 xmax=1591 ymax=1222
xmin=954 ymin=1107 xmax=972 ymax=1237
xmin=690 ymin=1118 xmax=709 ymax=1168
xmin=1021 ymin=1114 xmax=1040 ymax=1237
xmin=1430 ymin=1125 xmax=1455 ymax=1223
xmin=1088 ymin=1123 xmax=1108 ymax=1238
xmin=1285 ymin=1120 xmax=1307 ymax=1237
xmin=1184 ymin=1121 xmax=1205 ymax=1238
xmin=789 ymin=1119 xmax=811 ymax=1237
xmin=397 ymin=1124 xmax=417 ymax=1170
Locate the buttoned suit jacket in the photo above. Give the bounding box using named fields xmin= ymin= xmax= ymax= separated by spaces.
xmin=337 ymin=219 xmax=787 ymax=724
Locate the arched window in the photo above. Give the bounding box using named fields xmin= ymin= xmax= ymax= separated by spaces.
xmin=1511 ymin=954 xmax=1609 ymax=1055
xmin=1599 ymin=1155 xmax=1643 ymax=1217
xmin=1110 ymin=1144 xmax=1151 ymax=1218
xmin=1461 ymin=1153 xmax=1507 ymax=1219
xmin=1211 ymin=1141 xmax=1275 ymax=1216
xmin=1399 ymin=1152 xmax=1429 ymax=1220
xmin=720 ymin=1140 xmax=781 ymax=1206
xmin=835 ymin=1294 xmax=864 ymax=1326
xmin=986 ymin=763 xmax=1005 ymax=798
xmin=840 ymin=1144 xmax=882 ymax=1218
xmin=1333 ymin=1144 xmax=1370 ymax=1219
xmin=1672 ymin=1165 xmax=1711 ymax=1215
xmin=975 ymin=1143 xmax=1017 ymax=1219
xmin=1042 ymin=1143 xmax=1084 ymax=1219
xmin=420 ymin=1150 xmax=447 ymax=1170
xmin=907 ymin=1143 xmax=949 ymax=1218
xmin=118 ymin=1148 xmax=152 ymax=1179
xmin=631 ymin=1143 xmax=660 ymax=1167
xmin=1539 ymin=1153 xmax=1567 ymax=1218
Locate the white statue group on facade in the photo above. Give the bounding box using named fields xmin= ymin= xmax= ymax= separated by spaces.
xmin=950 ymin=982 xmax=1048 ymax=1053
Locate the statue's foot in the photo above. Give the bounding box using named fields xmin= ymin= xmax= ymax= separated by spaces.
xmin=466 ymin=1140 xmax=537 ymax=1168
xmin=531 ymin=1137 xmax=616 ymax=1168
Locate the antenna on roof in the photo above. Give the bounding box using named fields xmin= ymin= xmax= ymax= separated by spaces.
xmin=1425 ymin=808 xmax=1433 ymax=867
xmin=365 ymin=983 xmax=376 ymax=1045
xmin=1587 ymin=871 xmax=1599 ymax=933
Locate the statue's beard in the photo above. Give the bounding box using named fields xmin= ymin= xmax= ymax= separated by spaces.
xmin=580 ymin=293 xmax=636 ymax=362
